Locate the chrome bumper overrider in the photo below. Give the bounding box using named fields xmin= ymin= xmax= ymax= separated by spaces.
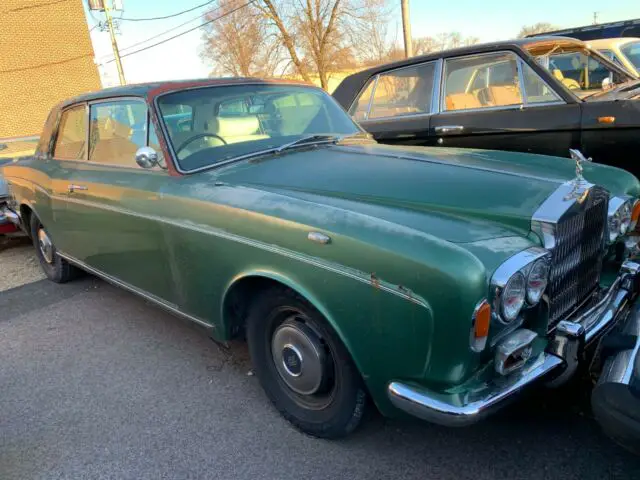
xmin=388 ymin=259 xmax=640 ymax=427
xmin=0 ymin=204 xmax=19 ymax=226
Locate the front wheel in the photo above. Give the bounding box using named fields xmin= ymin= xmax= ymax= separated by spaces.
xmin=246 ymin=286 xmax=367 ymax=438
xmin=30 ymin=214 xmax=77 ymax=283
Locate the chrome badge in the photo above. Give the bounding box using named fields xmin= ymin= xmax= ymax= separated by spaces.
xmin=565 ymin=149 xmax=593 ymax=202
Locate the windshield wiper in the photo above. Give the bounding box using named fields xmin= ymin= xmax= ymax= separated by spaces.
xmin=274 ymin=134 xmax=343 ymax=153
xmin=211 ymin=133 xmax=370 ymax=169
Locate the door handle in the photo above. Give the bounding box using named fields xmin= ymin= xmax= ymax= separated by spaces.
xmin=67 ymin=184 xmax=88 ymax=193
xmin=434 ymin=125 xmax=465 ymax=135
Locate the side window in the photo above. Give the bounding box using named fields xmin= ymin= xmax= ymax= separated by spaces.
xmin=368 ymin=63 xmax=435 ymax=119
xmin=444 ymin=52 xmax=522 ymax=111
xmin=89 ymin=100 xmax=147 ymax=167
xmin=520 ymin=62 xmax=562 ymax=104
xmin=53 ymin=105 xmax=87 ymax=160
xmin=348 ymin=78 xmax=375 ymax=121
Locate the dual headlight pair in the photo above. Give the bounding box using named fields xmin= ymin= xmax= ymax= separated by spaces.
xmin=608 ymin=197 xmax=640 ymax=244
xmin=491 ymin=248 xmax=551 ymax=325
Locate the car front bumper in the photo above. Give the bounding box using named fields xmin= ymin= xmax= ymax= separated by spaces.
xmin=388 ymin=259 xmax=640 ymax=427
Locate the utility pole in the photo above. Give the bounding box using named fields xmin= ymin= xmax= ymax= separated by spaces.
xmin=593 ymin=11 xmax=599 ymax=25
xmin=401 ymin=0 xmax=413 ymax=58
xmin=104 ymin=0 xmax=126 ymax=85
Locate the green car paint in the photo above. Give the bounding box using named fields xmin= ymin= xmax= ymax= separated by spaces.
xmin=2 ymin=83 xmax=639 ymax=420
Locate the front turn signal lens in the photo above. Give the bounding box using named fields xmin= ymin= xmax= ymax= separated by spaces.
xmin=471 ymin=300 xmax=491 ymax=352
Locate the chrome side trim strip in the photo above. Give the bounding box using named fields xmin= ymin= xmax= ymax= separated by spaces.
xmin=50 ymin=192 xmax=428 ymax=310
xmin=388 ymin=353 xmax=564 ymax=427
xmin=57 ymin=252 xmax=214 ymax=330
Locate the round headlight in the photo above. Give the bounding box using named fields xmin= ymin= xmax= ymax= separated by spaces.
xmin=609 ymin=210 xmax=621 ymax=243
xmin=501 ymin=272 xmax=526 ymax=323
xmin=526 ymin=259 xmax=549 ymax=305
xmin=619 ymin=201 xmax=632 ymax=236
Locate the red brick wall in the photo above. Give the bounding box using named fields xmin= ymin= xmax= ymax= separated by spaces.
xmin=0 ymin=0 xmax=101 ymax=138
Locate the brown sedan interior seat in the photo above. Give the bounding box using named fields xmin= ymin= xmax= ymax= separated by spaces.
xmin=445 ymin=93 xmax=482 ymax=110
xmin=486 ymin=85 xmax=522 ymax=106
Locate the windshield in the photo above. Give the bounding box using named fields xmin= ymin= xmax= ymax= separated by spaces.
xmin=621 ymin=41 xmax=640 ymax=70
xmin=526 ymin=43 xmax=634 ymax=98
xmin=156 ymin=84 xmax=360 ymax=172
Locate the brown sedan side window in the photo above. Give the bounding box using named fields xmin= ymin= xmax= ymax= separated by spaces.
xmin=368 ymin=63 xmax=435 ymax=119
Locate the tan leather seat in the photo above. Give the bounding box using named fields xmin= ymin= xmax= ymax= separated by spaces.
xmin=445 ymin=93 xmax=482 ymax=111
xmin=552 ymin=69 xmax=581 ymax=90
xmin=207 ymin=116 xmax=269 ymax=144
xmin=486 ymin=85 xmax=522 ymax=106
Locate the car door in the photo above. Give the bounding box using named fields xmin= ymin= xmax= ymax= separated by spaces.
xmin=430 ymin=51 xmax=582 ymax=156
xmin=39 ymin=103 xmax=90 ymax=254
xmin=348 ymin=61 xmax=437 ymax=146
xmin=64 ymin=97 xmax=177 ymax=303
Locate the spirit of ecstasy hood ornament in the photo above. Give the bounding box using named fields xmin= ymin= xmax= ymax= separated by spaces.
xmin=566 ymin=149 xmax=593 ymax=201
xmin=569 ymin=148 xmax=592 ymax=182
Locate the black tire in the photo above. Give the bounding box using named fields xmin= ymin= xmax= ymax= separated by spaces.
xmin=30 ymin=214 xmax=77 ymax=283
xmin=246 ymin=286 xmax=367 ymax=438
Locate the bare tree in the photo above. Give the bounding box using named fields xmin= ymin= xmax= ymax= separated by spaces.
xmin=201 ymin=0 xmax=283 ymax=77
xmin=517 ymin=22 xmax=558 ymax=38
xmin=414 ymin=33 xmax=479 ymax=54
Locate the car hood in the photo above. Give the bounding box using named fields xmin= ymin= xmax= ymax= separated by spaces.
xmin=206 ymin=143 xmax=621 ymax=243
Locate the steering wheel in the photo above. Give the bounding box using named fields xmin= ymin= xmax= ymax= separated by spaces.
xmin=176 ymin=133 xmax=227 ymax=155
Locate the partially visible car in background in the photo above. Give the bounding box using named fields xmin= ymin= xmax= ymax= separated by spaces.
xmin=589 ymin=37 xmax=640 ymax=76
xmin=0 ymin=136 xmax=38 ymax=234
xmin=333 ymin=37 xmax=640 ymax=174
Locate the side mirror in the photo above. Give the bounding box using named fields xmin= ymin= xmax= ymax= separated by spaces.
xmin=135 ymin=146 xmax=159 ymax=169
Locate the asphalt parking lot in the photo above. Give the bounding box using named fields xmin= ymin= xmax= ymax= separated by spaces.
xmin=2 ymin=242 xmax=640 ymax=479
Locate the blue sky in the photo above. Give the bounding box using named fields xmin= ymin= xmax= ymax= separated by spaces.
xmin=85 ymin=0 xmax=640 ymax=86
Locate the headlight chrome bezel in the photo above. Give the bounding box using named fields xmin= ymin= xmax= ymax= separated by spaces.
xmin=608 ymin=196 xmax=634 ymax=244
xmin=490 ymin=247 xmax=551 ymax=325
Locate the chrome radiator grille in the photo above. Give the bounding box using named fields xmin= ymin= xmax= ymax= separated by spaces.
xmin=547 ymin=194 xmax=608 ymax=327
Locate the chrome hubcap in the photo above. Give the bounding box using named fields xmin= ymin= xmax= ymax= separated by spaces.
xmin=38 ymin=228 xmax=54 ymax=264
xmin=271 ymin=319 xmax=326 ymax=395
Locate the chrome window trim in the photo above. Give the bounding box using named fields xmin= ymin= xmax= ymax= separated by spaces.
xmin=346 ymin=74 xmax=378 ymax=120
xmin=364 ymin=74 xmax=379 ymax=120
xmin=358 ymin=59 xmax=440 ymax=122
xmin=431 ymin=58 xmax=444 ymax=114
xmin=516 ymin=57 xmax=528 ymax=105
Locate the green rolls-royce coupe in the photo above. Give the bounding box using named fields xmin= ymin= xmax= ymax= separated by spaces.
xmin=3 ymin=79 xmax=640 ymax=443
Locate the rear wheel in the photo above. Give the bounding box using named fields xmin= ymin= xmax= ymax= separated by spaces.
xmin=30 ymin=214 xmax=76 ymax=283
xmin=246 ymin=286 xmax=367 ymax=438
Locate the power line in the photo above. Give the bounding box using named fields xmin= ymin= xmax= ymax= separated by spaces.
xmin=118 ymin=0 xmax=216 ymax=22
xmin=101 ymin=3 xmax=224 ymax=57
xmin=104 ymin=0 xmax=256 ymax=63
